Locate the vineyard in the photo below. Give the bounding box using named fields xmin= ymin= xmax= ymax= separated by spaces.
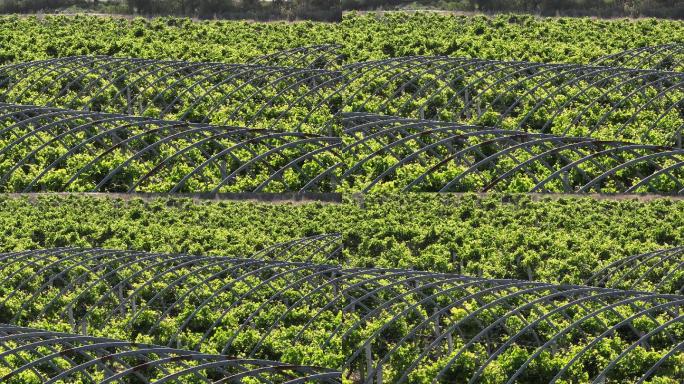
xmin=3 ymin=45 xmax=684 ymax=194
xmin=0 ymin=12 xmax=683 ymax=384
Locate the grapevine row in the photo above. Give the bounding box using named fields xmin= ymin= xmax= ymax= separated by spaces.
xmin=2 ymin=103 xmax=684 ymax=194
xmin=587 ymin=246 xmax=684 ymax=294
xmin=1 ymin=48 xmax=683 ymax=145
xmin=0 ymin=324 xmax=341 ymax=383
xmin=1 ymin=246 xmax=683 ymax=383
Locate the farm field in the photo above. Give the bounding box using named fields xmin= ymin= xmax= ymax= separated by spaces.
xmin=0 ymin=11 xmax=683 ymax=384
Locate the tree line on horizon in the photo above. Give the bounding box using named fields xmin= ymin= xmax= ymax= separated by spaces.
xmin=0 ymin=0 xmax=681 ymax=20
xmin=0 ymin=0 xmax=341 ymax=20
xmin=344 ymin=0 xmax=682 ymax=18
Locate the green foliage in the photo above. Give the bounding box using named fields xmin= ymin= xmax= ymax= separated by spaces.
xmin=0 ymin=14 xmax=682 ymax=149
xmin=0 ymin=193 xmax=681 ymax=284
xmin=0 ymin=13 xmax=681 ymax=66
xmin=0 ymin=13 xmax=683 ymax=383
xmin=2 ymin=245 xmax=684 ymax=383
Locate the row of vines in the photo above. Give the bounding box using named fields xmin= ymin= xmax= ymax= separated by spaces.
xmin=0 ymin=42 xmax=684 ymax=194
xmin=0 ymin=191 xmax=682 ymax=382
xmin=0 ymin=243 xmax=682 ymax=383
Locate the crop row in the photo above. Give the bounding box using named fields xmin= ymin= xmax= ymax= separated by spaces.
xmin=587 ymin=246 xmax=684 ymax=294
xmin=0 ymin=49 xmax=682 ymax=146
xmin=2 ymin=103 xmax=684 ymax=194
xmin=1 ymin=14 xmax=683 ymax=67
xmin=1 ymin=193 xmax=681 ymax=284
xmin=0 ymin=324 xmax=341 ymax=384
xmin=0 ymin=247 xmax=683 ymax=383
xmin=587 ymin=44 xmax=684 ymax=72
xmin=0 ymin=103 xmax=341 ymax=194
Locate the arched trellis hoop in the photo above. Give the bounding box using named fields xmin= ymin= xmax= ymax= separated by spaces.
xmin=248 ymin=44 xmax=344 ymax=70
xmin=1 ymin=247 xmax=683 ymax=383
xmin=0 ymin=324 xmax=341 ymax=383
xmin=338 ymin=112 xmax=684 ymax=194
xmin=0 ymin=103 xmax=342 ymax=193
xmin=251 ymin=233 xmax=344 ymax=264
xmin=3 ymin=52 xmax=684 ymax=144
xmin=587 ymin=246 xmax=684 ymax=294
xmin=5 ymin=101 xmax=684 ymax=194
xmin=0 ymin=56 xmax=341 ymax=129
xmin=313 ymin=56 xmax=684 ymax=146
xmin=592 ymin=44 xmax=684 ymax=72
